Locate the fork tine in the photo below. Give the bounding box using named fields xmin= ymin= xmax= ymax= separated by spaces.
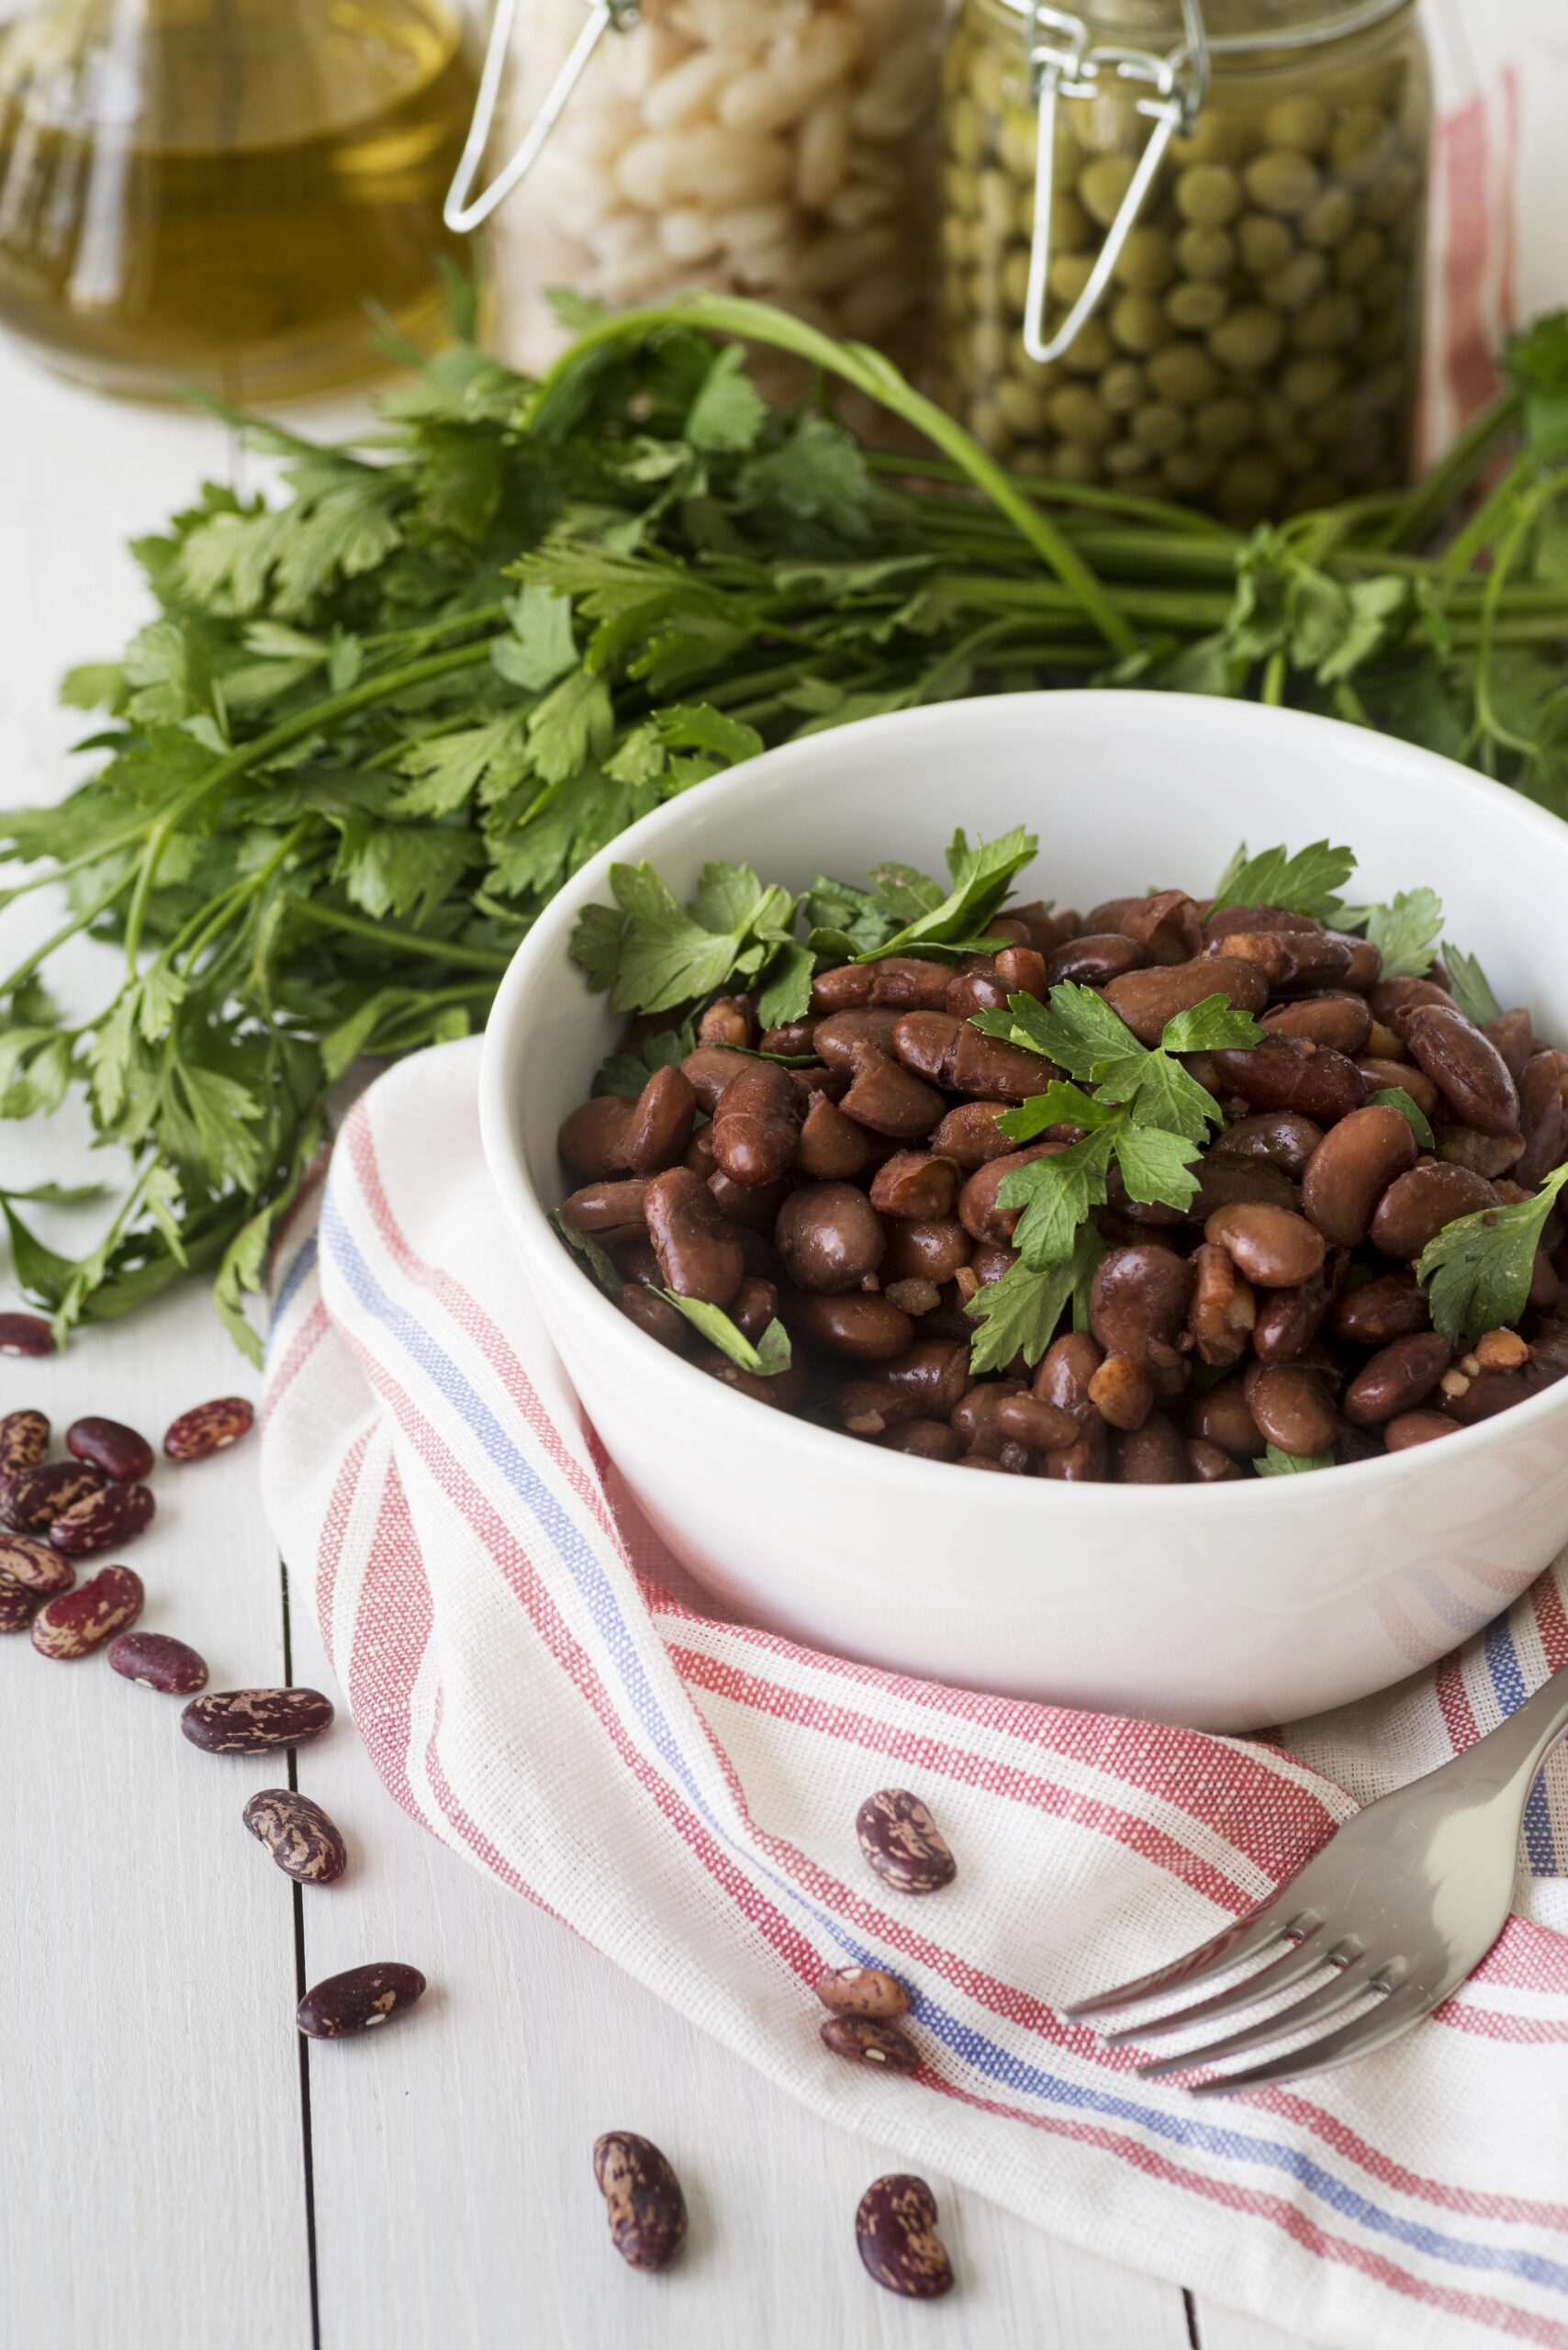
xmin=1061 ymin=1899 xmax=1309 ymax=2020
xmin=1187 ymin=1977 xmax=1439 ymax=2096
xmin=1133 ymin=1956 xmax=1383 ymax=2080
xmin=1102 ymin=1925 xmax=1333 ymax=2046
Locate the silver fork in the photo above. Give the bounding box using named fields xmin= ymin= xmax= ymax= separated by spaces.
xmin=1062 ymin=1667 xmax=1568 ymax=2094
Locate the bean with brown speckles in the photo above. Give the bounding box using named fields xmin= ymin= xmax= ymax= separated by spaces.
xmin=108 ymin=1630 xmax=208 ymax=1694
xmin=822 ymin=2016 xmax=921 ymax=2072
xmin=31 ymin=1565 xmax=143 ymax=1659
xmin=856 ymin=2175 xmax=954 ymax=2300
xmin=0 ymin=1531 xmax=73 ymax=1594
xmin=856 ymin=1788 xmax=957 ymax=1894
xmin=297 ymin=1962 xmax=425 ymax=2038
xmin=163 ymin=1395 xmax=255 ymax=1462
xmin=593 ymin=2132 xmax=688 ymax=2273
xmin=181 ymin=1686 xmax=334 ymax=1753
xmin=0 ymin=1576 xmax=38 ymax=1631
xmin=816 ymin=1965 xmax=911 ymax=2020
xmin=242 ymin=1789 xmax=348 ymax=1884
xmin=0 ymin=1410 xmax=49 ymax=1479
xmin=50 ymin=1481 xmax=154 ymax=1556
xmin=1 ymin=1458 xmax=104 ymax=1532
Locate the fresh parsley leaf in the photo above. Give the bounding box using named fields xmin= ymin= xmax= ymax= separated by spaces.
xmin=756 ymin=940 xmax=815 ymax=1027
xmin=1416 ymin=1165 xmax=1568 ymax=1346
xmin=866 ymin=861 xmax=946 ymax=922
xmin=983 ymin=984 xmax=1257 ymax=1146
xmin=1370 ymin=1087 xmax=1436 ymax=1150
xmin=1211 ymin=840 xmax=1356 ymax=921
xmin=1254 ymin=1444 xmax=1335 ymax=1475
xmin=574 ymin=859 xmax=802 ymax=1016
xmin=551 ymin=1213 xmax=622 ymax=1300
xmin=1444 ymin=945 xmax=1503 ymax=1027
xmin=998 ymin=1127 xmax=1119 ymax=1265
xmin=1114 ymin=1120 xmax=1203 ymax=1210
xmin=1358 ymin=887 xmax=1444 ymax=981
xmin=593 ymin=1016 xmax=696 ymax=1100
xmin=805 ymin=876 xmax=900 ymax=958
xmin=657 ymin=1292 xmax=792 ymax=1375
xmin=964 ymin=1225 xmax=1103 ymax=1376
xmin=850 ymin=826 xmax=1037 ymax=963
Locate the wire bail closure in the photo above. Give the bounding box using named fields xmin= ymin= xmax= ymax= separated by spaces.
xmin=1022 ymin=0 xmax=1210 ymax=365
xmin=444 ymin=0 xmax=644 ymax=236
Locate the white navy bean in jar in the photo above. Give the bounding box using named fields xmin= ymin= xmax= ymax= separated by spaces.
xmin=479 ymin=0 xmax=945 ymax=389
xmin=938 ymin=0 xmax=1431 ymax=522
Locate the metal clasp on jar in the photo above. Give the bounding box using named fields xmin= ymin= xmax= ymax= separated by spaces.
xmin=444 ymin=0 xmax=644 ymax=235
xmin=1022 ymin=0 xmax=1209 ymax=364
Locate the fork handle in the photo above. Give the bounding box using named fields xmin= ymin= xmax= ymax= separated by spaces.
xmin=1465 ymin=1662 xmax=1568 ymax=1794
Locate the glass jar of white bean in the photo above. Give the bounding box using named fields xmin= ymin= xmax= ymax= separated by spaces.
xmin=939 ymin=0 xmax=1431 ymax=523
xmin=476 ymin=0 xmax=944 ymax=391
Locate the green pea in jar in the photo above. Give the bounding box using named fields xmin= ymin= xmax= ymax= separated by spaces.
xmin=939 ymin=0 xmax=1430 ymax=521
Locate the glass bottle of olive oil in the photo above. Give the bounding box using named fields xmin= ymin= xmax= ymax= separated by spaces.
xmin=0 ymin=0 xmax=481 ymax=403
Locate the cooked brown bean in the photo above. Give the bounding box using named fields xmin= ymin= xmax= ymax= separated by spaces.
xmin=1114 ymin=1413 xmax=1189 ymax=1482
xmin=1188 ymin=1240 xmax=1255 ymax=1368
xmin=930 ymin=1101 xmax=1016 ymax=1169
xmin=838 ymin=1049 xmax=946 ymax=1138
xmin=891 ymin=1011 xmax=1050 ymax=1103
xmin=1120 ymin=888 xmax=1204 ymax=964
xmin=995 ymin=945 xmax=1047 ymax=998
xmin=1386 ymin=1409 xmax=1461 ymax=1449
xmin=728 ymin=1277 xmax=779 ymax=1342
xmin=708 ymin=1169 xmax=789 ymax=1235
xmin=1248 ymin=1364 xmax=1337 ymax=1456
xmin=1210 ymin=929 xmax=1352 ymax=994
xmin=1516 ymin=1050 xmax=1568 ymax=1188
xmin=1103 ymin=955 xmax=1268 ymax=1046
xmin=1208 ymin=1112 xmax=1324 ymax=1177
xmin=1326 ymin=933 xmax=1383 ymax=993
xmin=1436 ymin=1126 xmax=1525 ymax=1178
xmin=993 ymin=1393 xmax=1080 ymax=1452
xmin=561 ymin=1178 xmax=652 ymax=1239
xmin=616 ymin=1285 xmax=690 ymax=1351
xmin=1188 ymin=1375 xmax=1261 ymax=1457
xmin=883 ymin=1218 xmax=972 ymax=1285
xmin=644 ymin=1168 xmax=745 ymax=1306
xmin=1212 ymin=1036 xmax=1367 ymax=1125
xmin=1205 ymin=1202 xmax=1326 ymax=1287
xmin=698 ymin=994 xmax=754 ymax=1047
xmin=870 ymin=1153 xmax=959 ymax=1220
xmin=812 ymin=964 xmax=874 ymax=1011
xmin=958 ymin=1145 xmax=1063 ymax=1247
xmin=1188 ymin=1157 xmax=1302 ymax=1221
xmin=775 ymin=1184 xmax=884 ymax=1294
xmin=1252 ymin=1253 xmax=1344 ymax=1361
xmin=796 ymin=1093 xmax=872 ymax=1181
xmin=781 ymin=1291 xmax=915 ymax=1360
xmin=1370 ymin=975 xmax=1454 ymax=1024
xmin=679 ymin=1043 xmax=752 ymax=1109
xmin=1300 ymin=1104 xmax=1419 ymax=1248
xmin=1188 ymin=1438 xmax=1245 ymax=1481
xmin=1045 ymin=932 xmax=1147 ymax=988
xmin=691 ymin=1347 xmax=810 ymax=1408
xmin=814 ymin=1007 xmax=906 ymax=1069
xmin=559 ymin=1095 xmax=635 ymax=1178
xmin=1331 ymin=1268 xmax=1430 ymax=1345
xmin=1204 ymin=904 xmax=1321 ymax=943
xmin=1400 ymin=1003 xmax=1521 ymax=1138
xmin=1088 ymin=1352 xmax=1155 ymax=1430
xmin=881 ymin=1339 xmax=972 ymax=1417
xmin=1262 ymin=994 xmax=1373 ymax=1056
xmin=711 ymin=1062 xmax=801 ymax=1186
xmin=1344 ymin=1333 xmax=1454 ymax=1424
xmin=1043 ymin=1420 xmax=1110 ymax=1481
xmin=1034 ymin=1330 xmax=1103 ymax=1422
xmin=950 ymin=1382 xmax=1024 ymax=1456
xmin=1090 ymin=1246 xmax=1192 ymax=1379
xmin=759 ymin=1019 xmax=814 ymax=1057
xmin=1370 ymin=1164 xmax=1497 ymax=1261
xmin=868 ymin=957 xmax=960 ymax=1010
xmin=1356 ymin=1058 xmax=1440 ymax=1118
xmin=625 ymin=1065 xmax=698 ymax=1173
xmin=946 ymin=957 xmax=1009 ymax=1018
xmin=1484 ymin=1007 xmax=1535 ymax=1078
xmin=834 ymin=1378 xmax=924 ymax=1434
xmin=879 ymin=1420 xmax=962 ymax=1460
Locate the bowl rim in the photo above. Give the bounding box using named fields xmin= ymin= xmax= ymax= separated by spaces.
xmin=479 ymin=690 xmax=1568 ymax=1509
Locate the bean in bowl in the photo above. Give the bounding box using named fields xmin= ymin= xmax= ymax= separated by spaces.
xmin=552 ymin=828 xmax=1568 ymax=1483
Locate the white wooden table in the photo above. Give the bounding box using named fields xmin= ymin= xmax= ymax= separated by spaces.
xmin=0 ymin=332 xmax=1321 ymax=2350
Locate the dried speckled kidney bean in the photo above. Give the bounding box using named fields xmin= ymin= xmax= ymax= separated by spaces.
xmin=181 ymin=1686 xmax=334 ymax=1753
xmin=0 ymin=1576 xmax=38 ymax=1632
xmin=31 ymin=1565 xmax=143 ymax=1659
xmin=815 ymin=1965 xmax=910 ymax=2020
xmin=296 ymin=1962 xmax=425 ymax=2039
xmin=592 ymin=2132 xmax=688 ymax=2274
xmin=50 ymin=1481 xmax=154 ymax=1556
xmin=855 ymin=2176 xmax=955 ymax=2300
xmin=163 ymin=1395 xmax=255 ymax=1462
xmin=0 ymin=1531 xmax=73 ymax=1594
xmin=0 ymin=1409 xmax=49 ymax=1478
xmin=856 ymin=1789 xmax=957 ymax=1895
xmin=1 ymin=1458 xmax=104 ymax=1531
xmin=107 ymin=1630 xmax=208 ymax=1694
xmin=242 ymin=1789 xmax=348 ymax=1885
xmin=821 ymin=2016 xmax=920 ymax=2073
xmin=66 ymin=1416 xmax=154 ymax=1483
xmin=0 ymin=1312 xmax=54 ymax=1358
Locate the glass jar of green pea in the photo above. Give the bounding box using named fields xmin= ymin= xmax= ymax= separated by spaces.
xmin=939 ymin=0 xmax=1430 ymax=521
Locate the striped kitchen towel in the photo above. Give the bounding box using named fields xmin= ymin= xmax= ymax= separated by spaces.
xmin=261 ymin=1039 xmax=1568 ymax=2350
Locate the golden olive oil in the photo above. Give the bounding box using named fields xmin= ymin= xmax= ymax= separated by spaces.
xmin=0 ymin=0 xmax=481 ymax=403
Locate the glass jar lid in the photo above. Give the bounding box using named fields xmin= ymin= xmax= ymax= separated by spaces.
xmin=974 ymin=0 xmax=1412 ymax=51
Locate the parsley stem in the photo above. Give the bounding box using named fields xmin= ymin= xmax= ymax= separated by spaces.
xmin=291 ymin=901 xmax=515 ymax=972
xmin=0 ymin=870 xmax=130 ymax=1000
xmin=532 ymin=297 xmax=1137 ymax=659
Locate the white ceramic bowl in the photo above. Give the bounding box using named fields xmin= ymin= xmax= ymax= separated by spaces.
xmin=480 ymin=694 xmax=1568 ymax=1730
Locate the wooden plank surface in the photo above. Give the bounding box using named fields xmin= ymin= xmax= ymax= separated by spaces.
xmin=0 ymin=329 xmax=1318 ymax=2350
